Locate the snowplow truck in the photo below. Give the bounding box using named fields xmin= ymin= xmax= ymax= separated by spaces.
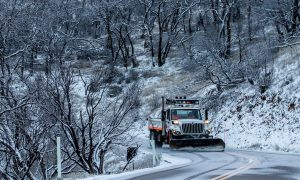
xmin=147 ymin=96 xmax=225 ymax=151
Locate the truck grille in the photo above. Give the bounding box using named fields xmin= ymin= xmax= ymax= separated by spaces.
xmin=181 ymin=123 xmax=204 ymax=134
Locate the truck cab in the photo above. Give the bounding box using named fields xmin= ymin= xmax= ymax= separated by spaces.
xmin=165 ymin=107 xmax=210 ymax=138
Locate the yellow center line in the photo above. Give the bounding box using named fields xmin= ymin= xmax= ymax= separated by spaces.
xmin=211 ymin=152 xmax=259 ymax=180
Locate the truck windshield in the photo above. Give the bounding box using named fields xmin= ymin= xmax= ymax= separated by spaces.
xmin=171 ymin=109 xmax=201 ymax=120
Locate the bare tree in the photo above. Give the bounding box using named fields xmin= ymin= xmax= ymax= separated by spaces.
xmin=46 ymin=66 xmax=140 ymax=174
xmin=0 ymin=56 xmax=57 ymax=180
xmin=140 ymin=0 xmax=198 ymax=66
xmin=262 ymin=0 xmax=300 ymax=44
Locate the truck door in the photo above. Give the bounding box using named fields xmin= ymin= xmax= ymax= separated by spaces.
xmin=166 ymin=109 xmax=170 ymax=121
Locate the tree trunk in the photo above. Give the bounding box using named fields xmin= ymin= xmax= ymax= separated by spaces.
xmin=94 ymin=20 xmax=100 ymax=39
xmin=105 ymin=16 xmax=114 ymax=62
xmin=99 ymin=149 xmax=105 ymax=174
xmin=157 ymin=4 xmax=164 ymax=67
xmin=182 ymin=13 xmax=186 ymax=33
xmin=188 ymin=8 xmax=193 ymax=34
xmin=157 ymin=28 xmax=164 ymax=66
xmin=291 ymin=0 xmax=299 ymax=35
xmin=211 ymin=0 xmax=219 ymax=24
xmin=128 ymin=36 xmax=138 ymax=67
xmin=225 ymin=11 xmax=231 ymax=58
xmin=98 ymin=141 xmax=111 ymax=174
xmin=247 ymin=1 xmax=252 ymax=41
xmin=149 ymin=29 xmax=155 ymax=67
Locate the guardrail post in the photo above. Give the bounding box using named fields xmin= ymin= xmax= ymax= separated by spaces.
xmin=57 ymin=136 xmax=62 ymax=179
xmin=150 ymin=140 xmax=156 ymax=167
xmin=150 ymin=140 xmax=162 ymax=167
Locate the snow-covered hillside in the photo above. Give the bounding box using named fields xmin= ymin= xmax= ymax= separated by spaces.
xmin=210 ymin=46 xmax=300 ymax=153
xmin=136 ymin=43 xmax=300 ymax=154
xmin=77 ymin=32 xmax=300 ymax=180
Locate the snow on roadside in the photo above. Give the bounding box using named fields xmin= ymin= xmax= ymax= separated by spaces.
xmin=80 ymin=149 xmax=191 ymax=180
xmin=75 ymin=122 xmax=191 ymax=180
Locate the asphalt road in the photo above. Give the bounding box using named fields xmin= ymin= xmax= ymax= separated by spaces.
xmin=128 ymin=147 xmax=300 ymax=180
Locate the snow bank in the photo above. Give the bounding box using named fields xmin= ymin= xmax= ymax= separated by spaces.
xmin=80 ymin=151 xmax=191 ymax=180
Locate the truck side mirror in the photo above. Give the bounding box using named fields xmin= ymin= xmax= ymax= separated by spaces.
xmin=205 ymin=109 xmax=208 ymax=120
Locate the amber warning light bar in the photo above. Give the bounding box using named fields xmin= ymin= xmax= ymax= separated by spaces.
xmin=166 ymin=99 xmax=199 ymax=105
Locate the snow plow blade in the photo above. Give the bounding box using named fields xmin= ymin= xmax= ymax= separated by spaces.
xmin=169 ymin=138 xmax=225 ymax=151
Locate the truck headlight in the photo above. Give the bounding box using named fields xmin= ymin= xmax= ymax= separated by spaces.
xmin=172 ymin=130 xmax=181 ymax=135
xmin=204 ymin=120 xmax=210 ymax=124
xmin=172 ymin=120 xmax=179 ymax=125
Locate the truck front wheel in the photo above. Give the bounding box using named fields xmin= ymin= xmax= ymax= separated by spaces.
xmin=169 ymin=132 xmax=179 ymax=149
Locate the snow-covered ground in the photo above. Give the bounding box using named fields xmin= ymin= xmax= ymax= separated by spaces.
xmin=210 ymin=45 xmax=300 ymax=153
xmin=77 ymin=125 xmax=191 ymax=180
xmin=82 ymin=151 xmax=191 ymax=180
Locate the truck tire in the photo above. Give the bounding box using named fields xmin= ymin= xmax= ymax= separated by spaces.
xmin=150 ymin=131 xmax=155 ymax=140
xmin=149 ymin=131 xmax=155 ymax=148
xmin=169 ymin=132 xmax=178 ymax=149
xmin=155 ymin=140 xmax=163 ymax=148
